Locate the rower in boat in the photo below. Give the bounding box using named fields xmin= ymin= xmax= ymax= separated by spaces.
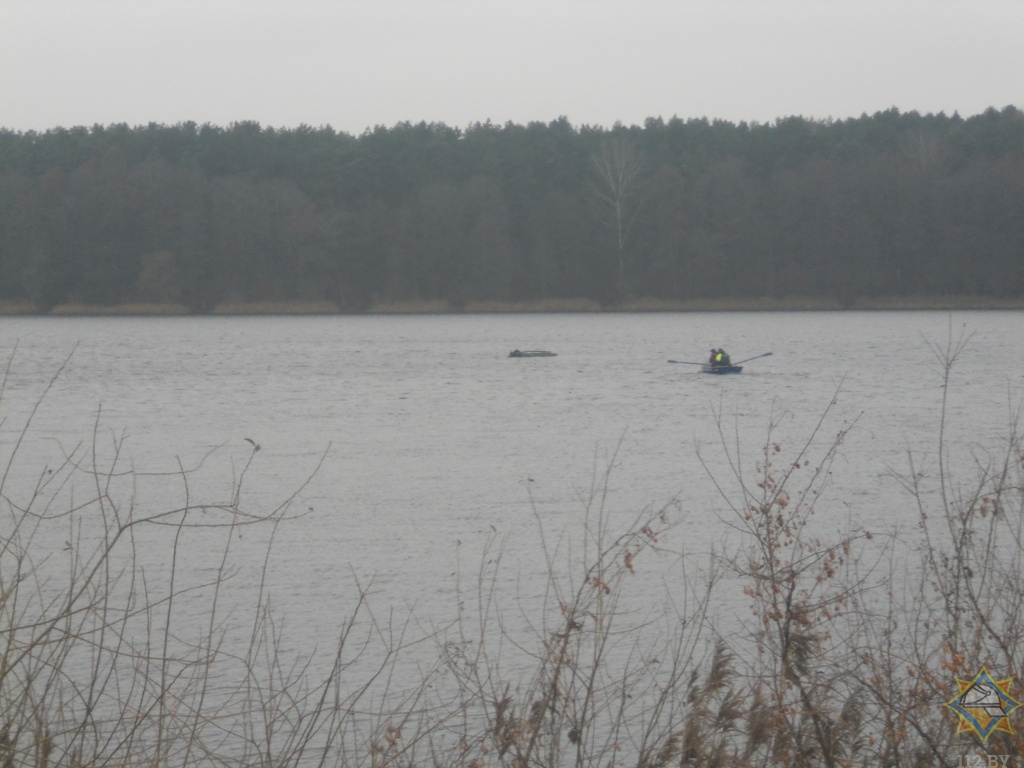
xmin=709 ymin=348 xmax=731 ymax=367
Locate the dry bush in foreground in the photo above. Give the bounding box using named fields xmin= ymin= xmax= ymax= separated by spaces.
xmin=0 ymin=350 xmax=446 ymax=768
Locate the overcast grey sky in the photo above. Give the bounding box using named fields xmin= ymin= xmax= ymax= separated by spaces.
xmin=2 ymin=0 xmax=1022 ymax=135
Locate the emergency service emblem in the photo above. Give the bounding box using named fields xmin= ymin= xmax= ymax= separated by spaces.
xmin=944 ymin=667 xmax=1021 ymax=744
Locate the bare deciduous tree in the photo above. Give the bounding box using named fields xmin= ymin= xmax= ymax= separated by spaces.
xmin=591 ymin=135 xmax=651 ymax=295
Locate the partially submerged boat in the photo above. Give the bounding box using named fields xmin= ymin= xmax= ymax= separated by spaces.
xmin=509 ymin=349 xmax=556 ymax=357
xmin=701 ymin=364 xmax=743 ymax=374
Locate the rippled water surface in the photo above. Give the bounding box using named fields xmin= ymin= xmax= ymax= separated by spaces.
xmin=2 ymin=311 xmax=1022 ymax=651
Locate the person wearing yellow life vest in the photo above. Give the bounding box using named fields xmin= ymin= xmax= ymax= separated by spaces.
xmin=711 ymin=348 xmax=732 ymax=367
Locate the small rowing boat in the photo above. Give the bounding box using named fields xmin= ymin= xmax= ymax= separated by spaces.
xmin=668 ymin=352 xmax=771 ymax=373
xmin=701 ymin=364 xmax=743 ymax=374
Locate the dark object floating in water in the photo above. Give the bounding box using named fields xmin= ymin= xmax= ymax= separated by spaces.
xmin=509 ymin=349 xmax=557 ymax=357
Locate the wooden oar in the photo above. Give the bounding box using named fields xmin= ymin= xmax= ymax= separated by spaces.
xmin=731 ymin=352 xmax=773 ymax=365
xmin=667 ymin=359 xmax=705 ymax=365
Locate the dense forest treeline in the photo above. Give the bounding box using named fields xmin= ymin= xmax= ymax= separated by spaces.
xmin=1 ymin=107 xmax=1022 ymax=311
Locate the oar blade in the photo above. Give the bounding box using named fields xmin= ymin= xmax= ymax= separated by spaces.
xmin=732 ymin=352 xmax=773 ymax=365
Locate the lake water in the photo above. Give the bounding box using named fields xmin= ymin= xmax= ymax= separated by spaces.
xmin=3 ymin=310 xmax=1022 ymax=595
xmin=2 ymin=310 xmax=1023 ymax=755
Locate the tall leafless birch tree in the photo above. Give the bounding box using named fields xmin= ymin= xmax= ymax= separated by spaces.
xmin=591 ymin=135 xmax=650 ymax=294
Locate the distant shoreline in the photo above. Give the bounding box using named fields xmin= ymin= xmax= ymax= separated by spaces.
xmin=1 ymin=296 xmax=1022 ymax=316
